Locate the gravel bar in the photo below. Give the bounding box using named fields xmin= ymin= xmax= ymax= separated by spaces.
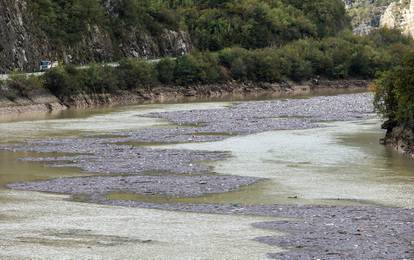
xmin=3 ymin=92 xmax=413 ymax=259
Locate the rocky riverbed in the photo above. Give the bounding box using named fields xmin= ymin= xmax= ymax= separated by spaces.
xmin=95 ymin=198 xmax=414 ymax=259
xmin=1 ymin=92 xmax=413 ymax=259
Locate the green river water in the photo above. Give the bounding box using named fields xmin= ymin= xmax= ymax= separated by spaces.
xmin=0 ymin=92 xmax=413 ymax=258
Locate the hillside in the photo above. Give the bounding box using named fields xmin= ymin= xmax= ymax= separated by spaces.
xmin=0 ymin=0 xmax=191 ymax=73
xmin=1 ymin=0 xmax=349 ymax=73
xmin=1 ymin=0 xmax=413 ymax=76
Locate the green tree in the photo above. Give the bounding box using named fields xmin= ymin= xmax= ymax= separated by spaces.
xmin=375 ymin=53 xmax=414 ymax=128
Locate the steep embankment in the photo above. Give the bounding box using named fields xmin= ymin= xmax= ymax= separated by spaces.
xmin=345 ymin=0 xmax=414 ymax=37
xmin=0 ymin=80 xmax=370 ymax=118
xmin=0 ymin=0 xmax=191 ymax=74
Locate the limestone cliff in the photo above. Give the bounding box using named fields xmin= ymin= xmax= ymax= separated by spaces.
xmin=0 ymin=0 xmax=191 ymax=74
xmin=344 ymin=0 xmax=394 ymax=35
xmin=345 ymin=0 xmax=414 ymax=37
xmin=380 ymin=0 xmax=414 ymax=36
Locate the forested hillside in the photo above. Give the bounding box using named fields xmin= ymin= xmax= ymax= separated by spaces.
xmin=27 ymin=0 xmax=353 ymax=54
xmin=1 ymin=0 xmax=351 ymax=72
xmin=2 ymin=0 xmax=414 ymax=94
xmin=30 ymin=0 xmax=349 ymax=50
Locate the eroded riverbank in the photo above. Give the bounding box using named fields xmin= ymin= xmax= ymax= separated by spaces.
xmin=1 ymin=91 xmax=413 ymax=259
xmin=0 ymin=79 xmax=369 ymax=120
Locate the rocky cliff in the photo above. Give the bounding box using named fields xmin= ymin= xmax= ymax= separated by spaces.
xmin=345 ymin=0 xmax=414 ymax=37
xmin=0 ymin=0 xmax=49 ymax=73
xmin=380 ymin=0 xmax=414 ymax=36
xmin=0 ymin=0 xmax=191 ymax=74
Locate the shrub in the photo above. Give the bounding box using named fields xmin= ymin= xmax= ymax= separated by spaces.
xmin=156 ymin=58 xmax=177 ymax=85
xmin=7 ymin=73 xmax=44 ymax=97
xmin=78 ymin=65 xmax=120 ymax=94
xmin=174 ymin=52 xmax=222 ymax=85
xmin=43 ymin=65 xmax=81 ymax=98
xmin=117 ymin=59 xmax=158 ymax=90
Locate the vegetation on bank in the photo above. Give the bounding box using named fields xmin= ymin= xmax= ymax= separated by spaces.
xmin=40 ymin=29 xmax=414 ymax=98
xmin=0 ymin=74 xmax=43 ymax=101
xmin=1 ymin=28 xmax=412 ymax=102
xmin=374 ymin=52 xmax=414 ymax=130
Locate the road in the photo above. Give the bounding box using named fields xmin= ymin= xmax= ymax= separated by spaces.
xmin=0 ymin=59 xmax=163 ymax=81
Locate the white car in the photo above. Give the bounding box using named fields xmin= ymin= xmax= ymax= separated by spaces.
xmin=40 ymin=60 xmax=58 ymax=71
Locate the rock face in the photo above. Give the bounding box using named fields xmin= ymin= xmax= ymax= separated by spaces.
xmin=0 ymin=0 xmax=50 ymax=73
xmin=0 ymin=0 xmax=192 ymax=73
xmin=344 ymin=0 xmax=393 ymax=35
xmin=380 ymin=0 xmax=414 ymax=36
xmin=345 ymin=0 xmax=414 ymax=37
xmin=383 ymin=126 xmax=414 ymax=158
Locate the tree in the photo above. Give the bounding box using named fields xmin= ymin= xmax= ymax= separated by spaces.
xmin=375 ymin=53 xmax=414 ymax=128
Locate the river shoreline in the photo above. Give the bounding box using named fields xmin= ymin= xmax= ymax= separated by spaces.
xmin=0 ymin=79 xmax=369 ymax=119
xmin=383 ymin=126 xmax=414 ymax=159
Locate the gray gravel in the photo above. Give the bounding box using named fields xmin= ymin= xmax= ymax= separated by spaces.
xmin=94 ymin=198 xmax=414 ymax=260
xmin=3 ymin=140 xmax=229 ymax=175
xmin=116 ymin=92 xmax=374 ymax=144
xmin=7 ymin=175 xmax=261 ymax=198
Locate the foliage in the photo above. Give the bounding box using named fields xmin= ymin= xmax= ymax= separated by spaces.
xmin=181 ymin=0 xmax=318 ymax=50
xmin=30 ymin=0 xmax=107 ymax=45
xmin=29 ymin=0 xmax=350 ymax=51
xmin=374 ymin=53 xmax=414 ymax=128
xmin=43 ymin=64 xmax=119 ymax=98
xmin=174 ymin=52 xmax=222 ymax=85
xmin=284 ymin=0 xmax=350 ymax=36
xmin=37 ymin=27 xmax=414 ymax=99
xmin=117 ymin=59 xmax=157 ymax=90
xmin=1 ymin=73 xmax=44 ymax=99
xmin=156 ymin=58 xmax=176 ymax=84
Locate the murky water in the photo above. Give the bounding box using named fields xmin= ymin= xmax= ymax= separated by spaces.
xmin=156 ymin=120 xmax=414 ymax=208
xmin=0 ymin=101 xmax=279 ymax=259
xmin=1 ymin=92 xmax=413 ymax=258
xmin=0 ymin=190 xmax=278 ymax=259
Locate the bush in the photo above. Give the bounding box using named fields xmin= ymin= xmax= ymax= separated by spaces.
xmin=117 ymin=59 xmax=158 ymax=90
xmin=174 ymin=52 xmax=222 ymax=85
xmin=6 ymin=73 xmax=44 ymax=97
xmin=43 ymin=65 xmax=81 ymax=98
xmin=77 ymin=65 xmax=119 ymax=94
xmin=156 ymin=58 xmax=177 ymax=85
xmin=183 ymin=0 xmax=319 ymax=50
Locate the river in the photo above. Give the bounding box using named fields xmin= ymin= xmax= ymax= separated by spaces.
xmin=0 ymin=91 xmax=413 ymax=259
